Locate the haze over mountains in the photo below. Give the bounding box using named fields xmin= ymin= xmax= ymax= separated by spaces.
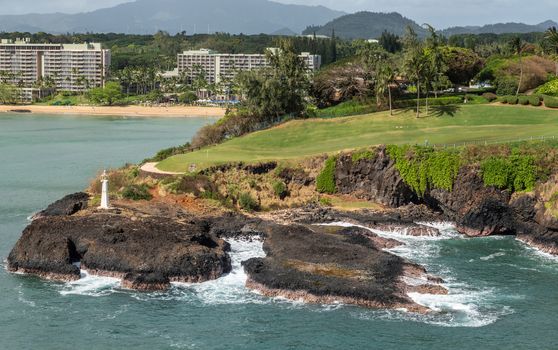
xmin=0 ymin=0 xmax=554 ymax=38
xmin=442 ymin=20 xmax=558 ymax=37
xmin=303 ymin=12 xmax=427 ymax=39
xmin=0 ymin=0 xmax=344 ymax=35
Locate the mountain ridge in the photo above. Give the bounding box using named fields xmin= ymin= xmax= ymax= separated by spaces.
xmin=442 ymin=20 xmax=558 ymax=36
xmin=0 ymin=0 xmax=344 ymax=35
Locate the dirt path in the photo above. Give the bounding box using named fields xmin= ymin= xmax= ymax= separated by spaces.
xmin=140 ymin=162 xmax=183 ymax=175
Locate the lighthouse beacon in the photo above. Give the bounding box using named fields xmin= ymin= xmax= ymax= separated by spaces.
xmin=99 ymin=170 xmax=111 ymax=210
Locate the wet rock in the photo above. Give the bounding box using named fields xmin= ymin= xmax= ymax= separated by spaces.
xmin=335 ymin=146 xmax=418 ymax=207
xmin=8 ymin=209 xmax=231 ymax=289
xmin=456 ymin=198 xmax=515 ymax=237
xmin=242 ymin=223 xmax=440 ymax=311
xmin=122 ymin=273 xmax=171 ymax=291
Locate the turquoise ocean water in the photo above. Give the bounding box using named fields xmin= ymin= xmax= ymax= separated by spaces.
xmin=1 ymin=114 xmax=558 ymax=349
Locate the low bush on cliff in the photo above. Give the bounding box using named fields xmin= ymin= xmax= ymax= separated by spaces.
xmin=351 ymin=148 xmax=376 ymax=163
xmin=238 ymin=192 xmax=259 ymax=211
xmin=121 ymin=184 xmax=153 ymax=201
xmin=160 ymin=175 xmax=215 ymax=196
xmin=386 ymin=145 xmax=461 ymax=196
xmin=316 ymin=156 xmax=337 ymax=194
xmin=272 ymin=181 xmax=288 ymax=200
xmin=481 ymin=153 xmax=537 ymax=192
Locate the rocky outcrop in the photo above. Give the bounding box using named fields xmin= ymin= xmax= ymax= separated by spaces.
xmin=243 ymin=224 xmax=445 ymax=312
xmin=335 ymin=147 xmax=418 ymax=207
xmin=331 ymin=148 xmax=558 ymax=254
xmin=8 ymin=204 xmax=231 ymax=289
xmin=426 ymin=166 xmax=514 ymax=236
xmin=32 ymin=192 xmax=89 ymax=219
xmin=122 ymin=273 xmax=171 ymax=291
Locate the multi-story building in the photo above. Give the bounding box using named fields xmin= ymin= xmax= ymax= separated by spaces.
xmin=0 ymin=38 xmax=111 ymax=100
xmin=177 ymin=48 xmax=321 ymax=85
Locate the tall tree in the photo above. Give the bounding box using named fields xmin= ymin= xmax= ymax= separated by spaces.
xmin=237 ymin=39 xmax=310 ymax=122
xmin=379 ymin=31 xmax=402 ymax=53
xmin=509 ymin=36 xmax=525 ymax=96
xmin=424 ymin=24 xmax=447 ymax=99
xmin=376 ymin=60 xmax=397 ymax=116
xmin=544 ymin=27 xmax=558 ymax=75
xmin=403 ymin=26 xmax=428 ymax=118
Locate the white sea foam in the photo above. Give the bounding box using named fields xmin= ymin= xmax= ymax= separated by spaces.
xmin=172 ymin=238 xmax=269 ymax=305
xmin=17 ymin=285 xmax=36 ymax=307
xmin=320 ymin=221 xmax=512 ymax=327
xmin=516 ymin=238 xmax=558 ymax=263
xmin=416 ymin=221 xmax=456 ymax=231
xmin=59 ymin=270 xmax=120 ymax=297
xmin=320 ymin=221 xmax=461 ymax=242
xmin=480 ymin=252 xmax=506 ymax=261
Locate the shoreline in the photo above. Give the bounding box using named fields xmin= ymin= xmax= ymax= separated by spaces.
xmin=0 ymin=104 xmax=226 ymax=118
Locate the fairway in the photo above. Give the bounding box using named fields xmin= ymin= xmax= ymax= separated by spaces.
xmin=157 ymin=104 xmax=558 ymax=172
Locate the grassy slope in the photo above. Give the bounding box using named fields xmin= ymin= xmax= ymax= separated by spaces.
xmin=158 ymin=104 xmax=558 ymax=172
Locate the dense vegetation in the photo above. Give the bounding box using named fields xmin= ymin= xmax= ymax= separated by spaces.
xmin=316 ymin=156 xmax=337 ymax=194
xmin=386 ymin=145 xmax=461 ymax=196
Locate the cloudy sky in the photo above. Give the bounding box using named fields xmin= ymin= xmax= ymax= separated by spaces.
xmin=0 ymin=0 xmax=555 ymax=28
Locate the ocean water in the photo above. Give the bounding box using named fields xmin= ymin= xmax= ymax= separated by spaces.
xmin=1 ymin=114 xmax=558 ymax=349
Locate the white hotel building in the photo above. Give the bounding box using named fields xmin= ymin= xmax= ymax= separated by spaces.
xmin=0 ymin=38 xmax=111 ymax=100
xmin=177 ymin=48 xmax=321 ymax=85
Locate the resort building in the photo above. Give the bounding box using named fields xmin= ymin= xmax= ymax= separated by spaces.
xmin=0 ymin=38 xmax=111 ymax=100
xmin=177 ymin=48 xmax=321 ymax=85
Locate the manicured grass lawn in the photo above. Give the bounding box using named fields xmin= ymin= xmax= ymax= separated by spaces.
xmin=157 ymin=104 xmax=558 ymax=173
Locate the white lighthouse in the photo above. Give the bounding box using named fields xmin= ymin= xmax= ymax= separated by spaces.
xmin=99 ymin=170 xmax=111 ymax=210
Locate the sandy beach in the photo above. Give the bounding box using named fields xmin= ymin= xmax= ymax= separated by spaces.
xmin=0 ymin=105 xmax=226 ymax=118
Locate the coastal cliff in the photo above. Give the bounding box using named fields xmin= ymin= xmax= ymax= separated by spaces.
xmin=8 ymin=143 xmax=558 ymax=309
xmin=334 ymin=146 xmax=558 ymax=254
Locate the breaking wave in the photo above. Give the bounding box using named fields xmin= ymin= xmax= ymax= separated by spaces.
xmin=320 ymin=221 xmax=513 ymax=327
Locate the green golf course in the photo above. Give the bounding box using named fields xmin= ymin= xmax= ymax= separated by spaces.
xmin=157 ymin=104 xmax=558 ymax=173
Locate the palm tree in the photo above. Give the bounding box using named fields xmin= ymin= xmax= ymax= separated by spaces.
xmin=509 ymin=36 xmax=525 ymax=97
xmin=403 ymin=26 xmax=429 ymax=118
xmin=545 ymin=27 xmax=558 ymax=75
xmin=376 ymin=63 xmax=397 ymax=116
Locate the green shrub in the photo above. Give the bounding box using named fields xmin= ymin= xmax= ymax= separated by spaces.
xmin=544 ymin=95 xmax=558 ymax=108
xmin=536 ymin=79 xmax=558 ymax=96
xmin=518 ymin=96 xmax=529 ymax=105
xmin=481 ymin=157 xmax=512 ymax=189
xmin=319 ymin=197 xmax=333 ymax=206
xmin=121 ymin=184 xmax=153 ymax=201
xmin=200 ymin=190 xmax=220 ymax=201
xmin=511 ymin=155 xmax=537 ymax=192
xmin=482 ymin=92 xmax=498 ymax=102
xmin=272 ymin=181 xmax=288 ymax=199
xmin=386 ymin=145 xmax=460 ymax=197
xmin=316 ymin=156 xmax=337 ymax=194
xmin=160 ymin=174 xmax=213 ymax=195
xmin=498 ymin=96 xmax=508 ymax=104
xmin=238 ymin=192 xmax=259 ymax=211
xmin=506 ymin=96 xmax=518 ymax=105
xmin=481 ymin=154 xmax=537 ymax=192
xmin=351 ymin=149 xmax=375 ymax=163
xmin=179 ymin=91 xmax=198 ymax=104
xmin=146 ymin=143 xmax=191 ymax=163
xmin=495 ymin=76 xmax=518 ymax=96
xmin=529 ymin=96 xmax=542 ymax=107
